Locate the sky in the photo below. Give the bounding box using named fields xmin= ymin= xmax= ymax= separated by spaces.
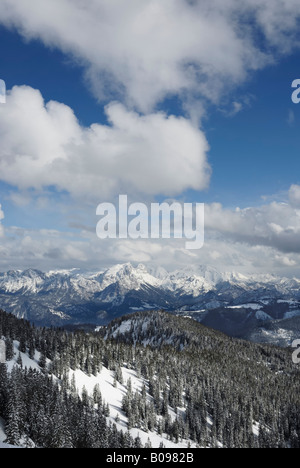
xmin=1 ymin=0 xmax=300 ymax=276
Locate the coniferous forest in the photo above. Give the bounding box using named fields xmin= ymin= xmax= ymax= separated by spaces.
xmin=1 ymin=308 xmax=300 ymax=448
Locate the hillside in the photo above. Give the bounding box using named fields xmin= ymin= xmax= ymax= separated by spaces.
xmin=1 ymin=309 xmax=300 ymax=448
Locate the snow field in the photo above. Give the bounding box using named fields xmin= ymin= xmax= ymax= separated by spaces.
xmin=69 ymin=366 xmax=196 ymax=448
xmin=0 ymin=339 xmax=196 ymax=448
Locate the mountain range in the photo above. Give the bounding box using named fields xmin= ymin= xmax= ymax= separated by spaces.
xmin=0 ymin=263 xmax=300 ymax=346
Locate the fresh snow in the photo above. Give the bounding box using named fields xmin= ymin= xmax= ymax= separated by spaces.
xmin=2 ymin=263 xmax=300 ymax=304
xmin=111 ymin=320 xmax=132 ymax=338
xmin=260 ymin=328 xmax=295 ymax=347
xmin=0 ymin=338 xmax=196 ymax=449
xmin=0 ymin=417 xmax=22 ymax=449
xmin=228 ymin=303 xmax=263 ymax=311
xmin=285 ymin=309 xmax=300 ymax=319
xmin=255 ymin=310 xmax=272 ymax=321
xmin=69 ymin=366 xmax=195 ymax=448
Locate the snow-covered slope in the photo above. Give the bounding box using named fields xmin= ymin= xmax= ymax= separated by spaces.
xmin=0 ymin=337 xmax=196 ymax=449
xmin=1 ymin=309 xmax=298 ymax=449
xmin=69 ymin=366 xmax=195 ymax=449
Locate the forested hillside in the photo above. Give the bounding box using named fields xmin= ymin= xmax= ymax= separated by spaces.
xmin=1 ymin=309 xmax=300 ymax=448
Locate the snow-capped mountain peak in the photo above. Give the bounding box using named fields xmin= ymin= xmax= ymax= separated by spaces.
xmin=99 ymin=262 xmax=161 ymax=293
xmin=1 ymin=263 xmax=300 ymax=331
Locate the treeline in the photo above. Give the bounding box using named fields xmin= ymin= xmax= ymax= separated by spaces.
xmin=1 ymin=309 xmax=300 ymax=448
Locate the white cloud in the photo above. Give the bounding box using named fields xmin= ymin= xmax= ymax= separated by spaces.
xmin=1 ymin=190 xmax=300 ymax=276
xmin=1 ymin=0 xmax=300 ymax=112
xmin=205 ymin=198 xmax=300 ymax=254
xmin=86 ymin=192 xmax=300 ymax=275
xmin=1 ymin=1 xmax=300 ymax=275
xmin=0 ymin=204 xmax=4 ymax=237
xmin=0 ymin=85 xmax=210 ymax=199
xmin=0 ymin=226 xmax=89 ymax=271
xmin=289 ymin=184 xmax=300 ymax=207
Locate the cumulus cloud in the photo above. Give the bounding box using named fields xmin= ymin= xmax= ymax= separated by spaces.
xmin=289 ymin=184 xmax=300 ymax=207
xmin=0 ymin=226 xmax=89 ymax=271
xmin=1 ymin=0 xmax=300 ymax=112
xmin=1 ymin=1 xmax=300 ymax=275
xmin=205 ymin=198 xmax=300 ymax=255
xmin=2 ymin=214 xmax=300 ymax=277
xmin=1 ymin=189 xmax=300 ymax=276
xmin=0 ymin=85 xmax=210 ymax=198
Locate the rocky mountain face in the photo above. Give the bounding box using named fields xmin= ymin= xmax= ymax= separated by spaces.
xmin=0 ymin=263 xmax=300 ymax=346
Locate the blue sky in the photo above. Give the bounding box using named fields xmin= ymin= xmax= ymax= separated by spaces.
xmin=1 ymin=22 xmax=300 ymax=210
xmin=0 ymin=26 xmax=106 ymax=126
xmin=1 ymin=0 xmax=300 ymax=275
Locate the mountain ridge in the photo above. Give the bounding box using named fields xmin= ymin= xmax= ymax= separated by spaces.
xmin=1 ymin=262 xmax=298 ymax=297
xmin=1 ymin=308 xmax=300 ymax=448
xmin=0 ymin=263 xmax=300 ymax=347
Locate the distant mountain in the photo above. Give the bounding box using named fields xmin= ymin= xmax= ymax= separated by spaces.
xmin=0 ymin=263 xmax=300 ymax=346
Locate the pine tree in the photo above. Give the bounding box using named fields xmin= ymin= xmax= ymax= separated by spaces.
xmin=5 ymin=338 xmax=14 ymax=361
xmin=5 ymin=376 xmax=23 ymax=446
xmin=16 ymin=352 xmax=23 ymax=368
xmin=19 ymin=335 xmax=27 ymax=354
xmin=0 ymin=364 xmax=8 ymax=416
xmin=38 ymin=351 xmax=47 ymax=371
xmin=93 ymin=383 xmax=102 ymax=407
